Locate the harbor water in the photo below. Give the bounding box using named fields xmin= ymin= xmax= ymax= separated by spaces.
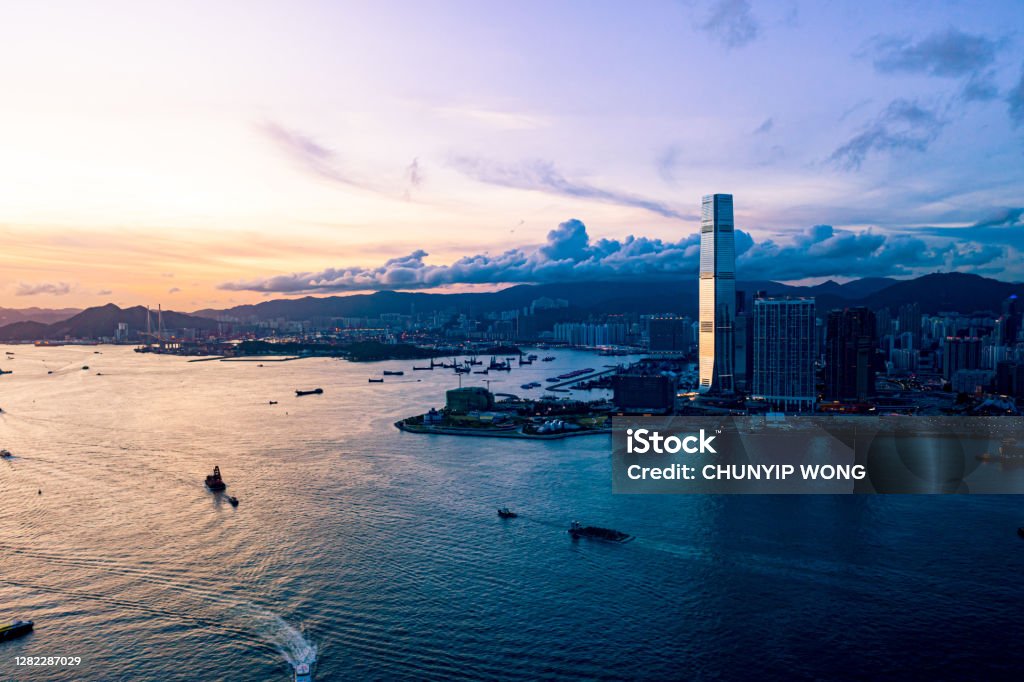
xmin=1 ymin=346 xmax=1023 ymax=680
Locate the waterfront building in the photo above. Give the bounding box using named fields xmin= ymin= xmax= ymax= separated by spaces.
xmin=752 ymin=297 xmax=816 ymax=411
xmin=825 ymin=307 xmax=877 ymax=401
xmin=698 ymin=193 xmax=736 ymax=394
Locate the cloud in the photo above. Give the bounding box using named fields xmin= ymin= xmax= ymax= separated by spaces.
xmin=655 ymin=145 xmax=683 ymax=183
xmin=259 ymin=121 xmax=374 ymax=190
xmin=1009 ymin=63 xmax=1024 ymax=127
xmin=168 ymin=287 xmax=181 ymax=294
xmin=700 ymin=0 xmax=759 ymax=48
xmin=403 ymin=157 xmax=423 ymax=200
xmin=220 ymin=218 xmax=1012 ymax=294
xmin=450 ymin=156 xmax=690 ymax=220
xmin=97 ymin=289 xmax=113 ymax=296
xmin=753 ymin=117 xmax=774 ymax=134
xmin=971 ymin=207 xmax=1024 ymax=229
xmin=868 ymin=29 xmax=1002 ymax=77
xmin=15 ymin=281 xmax=72 ymax=296
xmin=829 ymin=98 xmax=945 ymax=170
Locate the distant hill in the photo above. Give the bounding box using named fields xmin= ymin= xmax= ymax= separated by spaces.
xmin=196 ymin=277 xmax=903 ymax=322
xmin=0 ymin=306 xmax=80 ymax=326
xmin=0 ymin=304 xmax=218 ymax=342
xmin=861 ymin=272 xmax=1023 ymax=314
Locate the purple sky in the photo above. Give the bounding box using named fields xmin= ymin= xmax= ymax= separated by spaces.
xmin=1 ymin=1 xmax=1023 ymax=306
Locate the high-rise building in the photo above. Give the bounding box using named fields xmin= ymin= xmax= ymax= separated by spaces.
xmin=648 ymin=316 xmax=688 ymax=353
xmin=752 ymin=297 xmax=816 ymax=411
xmin=943 ymin=336 xmax=982 ymax=381
xmin=698 ymin=193 xmax=736 ymax=394
xmin=825 ymin=307 xmax=877 ymax=402
xmin=897 ymin=303 xmax=921 ymax=350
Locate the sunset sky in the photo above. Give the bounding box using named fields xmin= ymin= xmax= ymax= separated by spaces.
xmin=1 ymin=0 xmax=1022 ymax=309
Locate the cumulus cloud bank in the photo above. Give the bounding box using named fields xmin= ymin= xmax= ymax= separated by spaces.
xmin=219 ymin=218 xmax=1013 ymax=295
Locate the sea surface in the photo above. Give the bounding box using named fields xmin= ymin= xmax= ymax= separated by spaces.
xmin=1 ymin=345 xmax=1022 ymax=681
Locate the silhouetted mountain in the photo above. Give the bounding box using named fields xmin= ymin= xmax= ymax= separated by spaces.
xmin=197 ymin=273 xmax=1021 ymax=322
xmin=0 ymin=304 xmax=218 ymax=341
xmin=0 ymin=306 xmax=80 ymax=326
xmin=861 ymin=273 xmax=1023 ymax=314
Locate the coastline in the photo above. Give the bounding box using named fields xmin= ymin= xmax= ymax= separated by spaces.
xmin=394 ymin=420 xmax=611 ymax=440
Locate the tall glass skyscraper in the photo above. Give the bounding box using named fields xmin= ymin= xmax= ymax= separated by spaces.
xmin=698 ymin=193 xmax=736 ymax=394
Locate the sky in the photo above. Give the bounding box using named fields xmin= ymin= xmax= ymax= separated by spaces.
xmin=1 ymin=0 xmax=1022 ymax=310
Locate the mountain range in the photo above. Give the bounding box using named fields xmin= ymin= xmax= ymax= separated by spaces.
xmin=0 ymin=273 xmax=1021 ymax=341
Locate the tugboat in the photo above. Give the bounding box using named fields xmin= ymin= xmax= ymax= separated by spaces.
xmin=293 ymin=662 xmax=313 ymax=682
xmin=0 ymin=619 xmax=33 ymax=641
xmin=205 ymin=466 xmax=227 ymax=491
xmin=295 ymin=388 xmax=324 ymax=396
xmin=568 ymin=521 xmax=633 ymax=543
xmin=497 ymin=507 xmax=518 ymax=519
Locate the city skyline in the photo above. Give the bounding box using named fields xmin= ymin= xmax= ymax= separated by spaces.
xmin=2 ymin=1 xmax=1023 ymax=308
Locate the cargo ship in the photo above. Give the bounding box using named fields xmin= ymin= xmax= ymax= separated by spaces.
xmin=295 ymin=388 xmax=324 ymax=396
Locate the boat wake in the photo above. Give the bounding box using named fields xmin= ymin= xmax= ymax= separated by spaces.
xmin=260 ymin=612 xmax=317 ymax=671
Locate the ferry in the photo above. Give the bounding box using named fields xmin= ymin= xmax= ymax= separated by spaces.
xmin=293 ymin=662 xmax=313 ymax=682
xmin=205 ymin=466 xmax=227 ymax=491
xmin=295 ymin=388 xmax=323 ymax=396
xmin=568 ymin=521 xmax=632 ymax=543
xmin=0 ymin=619 xmax=33 ymax=641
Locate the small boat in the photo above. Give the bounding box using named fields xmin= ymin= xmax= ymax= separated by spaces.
xmin=542 ymin=356 xmax=555 ymax=362
xmin=47 ymin=370 xmax=53 ymax=374
xmin=0 ymin=369 xmax=12 ymax=375
xmin=82 ymin=365 xmax=89 ymax=370
xmin=0 ymin=619 xmax=33 ymax=641
xmin=412 ymin=365 xmax=433 ymax=371
xmin=383 ymin=370 xmax=404 ymax=376
xmin=205 ymin=466 xmax=227 ymax=491
xmin=227 ymin=496 xmax=239 ymax=507
xmin=368 ymin=378 xmax=384 ymax=383
xmin=568 ymin=521 xmax=632 ymax=543
xmin=295 ymin=388 xmax=324 ymax=396
xmin=269 ymin=400 xmax=278 ymax=405
xmin=497 ymin=507 xmax=518 ymax=519
xmin=293 ymin=662 xmax=313 ymax=682
xmin=0 ymin=449 xmax=12 ymax=458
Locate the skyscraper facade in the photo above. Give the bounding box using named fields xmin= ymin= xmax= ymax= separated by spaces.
xmin=825 ymin=307 xmax=877 ymax=402
xmin=752 ymin=297 xmax=816 ymax=411
xmin=698 ymin=193 xmax=736 ymax=394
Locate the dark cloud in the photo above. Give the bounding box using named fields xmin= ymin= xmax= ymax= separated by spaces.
xmin=753 ymin=117 xmax=774 ymax=134
xmin=960 ymin=70 xmax=999 ymax=102
xmin=220 ymin=219 xmax=1011 ymax=294
xmin=168 ymin=287 xmax=181 ymax=294
xmin=829 ymin=99 xmax=945 ymax=170
xmin=971 ymin=207 xmax=1024 ymax=229
xmin=1009 ymin=63 xmax=1024 ymax=127
xmin=869 ymin=29 xmax=1002 ymax=77
xmin=700 ymin=0 xmax=759 ymax=48
xmin=259 ymin=121 xmax=373 ymax=190
xmin=739 ymin=224 xmax=1003 ymax=279
xmin=450 ymin=156 xmax=691 ymax=220
xmin=15 ymin=281 xmax=72 ymax=296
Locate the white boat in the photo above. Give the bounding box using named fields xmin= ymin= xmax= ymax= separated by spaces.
xmin=293 ymin=663 xmax=312 ymax=682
